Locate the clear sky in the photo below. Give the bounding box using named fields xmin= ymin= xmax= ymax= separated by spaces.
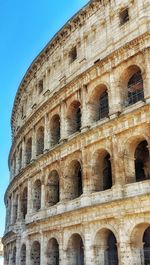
xmin=0 ymin=0 xmax=89 ymax=237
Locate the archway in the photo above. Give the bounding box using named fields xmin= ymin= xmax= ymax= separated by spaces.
xmin=67 ymin=234 xmax=84 ymax=265
xmin=93 ymin=150 xmax=112 ymax=192
xmin=26 ymin=138 xmax=32 ymax=165
xmin=135 ymin=140 xmax=150 ymax=182
xmin=94 ymin=228 xmax=118 ymax=265
xmin=131 ymin=223 xmax=150 ymax=265
xmin=65 ymin=160 xmax=83 ymax=200
xmin=21 ymin=187 xmax=28 ymax=219
xmin=31 ymin=241 xmax=40 ymax=265
xmin=36 ymin=126 xmax=44 ymax=156
xmin=46 ymin=170 xmax=59 ymax=206
xmin=67 ymin=100 xmax=81 ymax=135
xmin=33 ymin=180 xmax=41 ymax=211
xmin=120 ymin=65 xmax=144 ymax=106
xmin=143 ymin=226 xmax=150 ymax=264
xmin=50 ymin=114 xmax=61 ymax=147
xmin=46 ymin=238 xmax=59 ymax=265
xmin=20 ymin=244 xmax=26 ymax=265
xmin=13 ymin=195 xmax=18 ymax=223
xmin=88 ymin=84 xmax=109 ymax=123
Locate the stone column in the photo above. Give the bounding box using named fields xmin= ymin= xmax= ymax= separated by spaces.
xmin=31 ymin=126 xmax=36 ymax=160
xmin=59 ymin=242 xmax=64 ymax=265
xmin=44 ymin=113 xmax=50 ymax=152
xmin=26 ymin=238 xmax=31 ymax=265
xmin=58 ymin=160 xmax=66 ymax=202
xmin=81 ymin=85 xmax=90 ymax=131
xmin=111 ymin=135 xmax=126 ymax=187
xmin=84 ymin=228 xmax=94 ymax=265
xmin=81 ymin=148 xmax=93 ymax=195
xmin=41 ymin=180 xmax=45 ymax=210
xmin=60 ymin=101 xmax=68 ymax=142
xmin=40 ymin=233 xmax=46 ymax=265
xmin=143 ymin=49 xmax=150 ymax=103
xmin=109 ymin=72 xmax=123 ymax=119
xmin=124 ymin=154 xmax=135 ymax=184
xmin=60 ymin=249 xmax=68 ymax=265
xmin=119 ymin=242 xmax=133 ymax=265
xmin=16 ymin=237 xmax=21 ymax=265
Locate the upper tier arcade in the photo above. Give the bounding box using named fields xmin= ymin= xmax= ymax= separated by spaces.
xmin=11 ymin=0 xmax=150 ymax=139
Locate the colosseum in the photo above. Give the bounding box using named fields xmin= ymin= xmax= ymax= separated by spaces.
xmin=2 ymin=0 xmax=150 ymax=264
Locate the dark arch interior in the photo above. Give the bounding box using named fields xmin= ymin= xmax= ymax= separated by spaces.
xmin=103 ymin=154 xmax=112 ymax=190
xmin=21 ymin=187 xmax=28 ymax=219
xmin=105 ymin=232 xmax=118 ymax=265
xmin=26 ymin=138 xmax=32 ymax=164
xmin=47 ymin=238 xmax=59 ymax=265
xmin=128 ymin=70 xmax=144 ymax=105
xmin=20 ymin=244 xmax=26 ymax=265
xmin=36 ymin=127 xmax=44 ymax=156
xmin=31 ymin=241 xmax=40 ymax=265
xmin=99 ymin=90 xmax=109 ymax=120
xmin=33 ymin=180 xmax=41 ymax=211
xmin=74 ymin=162 xmax=83 ymax=198
xmin=50 ymin=115 xmax=60 ymax=147
xmin=68 ymin=234 xmax=84 ymax=265
xmin=47 ymin=171 xmax=59 ymax=206
xmin=135 ymin=140 xmax=150 ymax=181
xmin=67 ymin=101 xmax=81 ymax=135
xmin=143 ymin=226 xmax=150 ymax=265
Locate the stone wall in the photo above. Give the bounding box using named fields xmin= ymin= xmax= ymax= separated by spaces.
xmin=3 ymin=0 xmax=150 ymax=264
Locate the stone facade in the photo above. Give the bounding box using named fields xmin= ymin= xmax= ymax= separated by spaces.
xmin=2 ymin=0 xmax=150 ymax=264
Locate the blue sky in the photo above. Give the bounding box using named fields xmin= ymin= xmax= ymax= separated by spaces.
xmin=0 ymin=0 xmax=89 ymax=236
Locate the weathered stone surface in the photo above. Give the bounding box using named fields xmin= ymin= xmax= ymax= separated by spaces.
xmin=2 ymin=0 xmax=150 ymax=264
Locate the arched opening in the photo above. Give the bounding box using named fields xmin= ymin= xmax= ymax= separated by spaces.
xmin=12 ymin=246 xmax=16 ymax=265
xmin=121 ymin=65 xmax=144 ymax=106
xmin=88 ymin=85 xmax=109 ymax=123
xmin=19 ymin=147 xmax=22 ymax=171
xmin=135 ymin=140 xmax=150 ymax=182
xmin=131 ymin=223 xmax=150 ymax=265
xmin=67 ymin=101 xmax=81 ymax=135
xmin=65 ymin=160 xmax=83 ymax=200
xmin=46 ymin=238 xmax=59 ymax=265
xmin=31 ymin=241 xmax=40 ymax=265
xmin=46 ymin=170 xmax=59 ymax=206
xmin=33 ymin=180 xmax=41 ymax=211
xmin=36 ymin=126 xmax=44 ymax=156
xmin=20 ymin=244 xmax=26 ymax=265
xmin=50 ymin=114 xmax=61 ymax=147
xmin=67 ymin=234 xmax=84 ymax=265
xmin=13 ymin=195 xmax=18 ymax=223
xmin=93 ymin=150 xmax=112 ymax=192
xmin=127 ymin=70 xmax=144 ymax=105
xmin=94 ymin=228 xmax=118 ymax=265
xmin=26 ymin=138 xmax=32 ymax=165
xmin=21 ymin=187 xmax=28 ymax=219
xmin=143 ymin=226 xmax=150 ymax=264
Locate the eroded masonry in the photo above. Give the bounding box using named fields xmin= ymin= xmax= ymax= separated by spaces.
xmin=2 ymin=0 xmax=150 ymax=264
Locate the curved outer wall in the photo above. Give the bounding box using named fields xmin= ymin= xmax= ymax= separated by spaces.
xmin=3 ymin=0 xmax=150 ymax=264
